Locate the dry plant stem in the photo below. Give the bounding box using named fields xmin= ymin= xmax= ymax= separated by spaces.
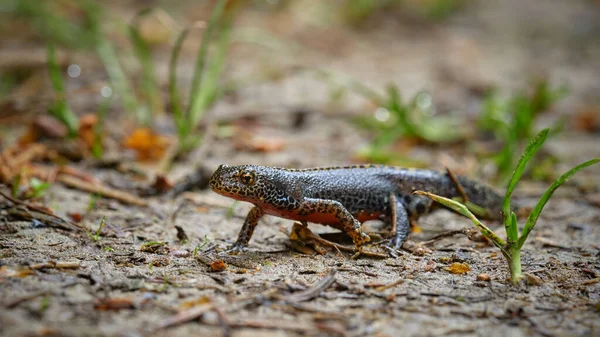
xmin=285 ymin=269 xmax=337 ymax=302
xmin=0 ymin=144 xmax=46 ymax=182
xmin=0 ymin=190 xmax=84 ymax=231
xmin=420 ymin=228 xmax=474 ymax=246
xmin=55 ymin=175 xmax=147 ymax=206
xmin=154 ymin=302 xmax=216 ymax=331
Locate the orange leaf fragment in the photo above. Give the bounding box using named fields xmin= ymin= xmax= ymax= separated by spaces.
xmin=446 ymin=262 xmax=471 ymax=274
xmin=0 ymin=266 xmax=34 ymax=278
xmin=122 ymin=128 xmax=170 ymax=161
xmin=78 ymin=114 xmax=99 ymax=149
xmin=210 ymin=259 xmax=227 ymax=272
xmin=94 ymin=297 xmax=135 ymax=311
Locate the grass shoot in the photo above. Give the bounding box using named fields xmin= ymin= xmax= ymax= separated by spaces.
xmin=416 ymin=128 xmax=600 ymax=284
xmin=46 ymin=44 xmax=79 ymax=137
xmin=169 ymin=0 xmax=237 ymax=153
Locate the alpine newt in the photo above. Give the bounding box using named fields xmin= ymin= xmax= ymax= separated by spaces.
xmin=209 ymin=164 xmax=503 ymax=252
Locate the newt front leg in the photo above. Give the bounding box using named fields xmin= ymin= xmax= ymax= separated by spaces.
xmin=228 ymin=206 xmax=265 ymax=252
xmin=298 ymin=198 xmax=371 ymax=248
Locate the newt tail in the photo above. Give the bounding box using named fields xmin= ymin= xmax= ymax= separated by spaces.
xmin=209 ymin=164 xmax=503 ymax=252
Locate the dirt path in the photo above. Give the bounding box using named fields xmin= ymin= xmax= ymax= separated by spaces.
xmin=1 ymin=1 xmax=599 ymax=336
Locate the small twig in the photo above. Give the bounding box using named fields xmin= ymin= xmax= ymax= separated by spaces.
xmin=285 ymin=269 xmax=337 ymax=302
xmin=420 ymin=228 xmax=477 ymax=246
xmin=56 ymin=175 xmax=147 ymax=206
xmin=3 ymin=291 xmax=50 ymax=309
xmin=0 ymin=196 xmax=83 ymax=231
xmin=446 ymin=167 xmax=469 ymax=202
xmin=153 ymin=302 xmax=215 ymax=331
xmin=374 ymin=279 xmax=404 ymax=292
xmin=0 ymin=144 xmax=46 ymax=182
xmin=226 ymin=319 xmax=321 ymax=334
xmin=213 ymin=305 xmax=232 ymax=337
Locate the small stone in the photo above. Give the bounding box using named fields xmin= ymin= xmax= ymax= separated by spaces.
xmin=525 ymin=273 xmax=543 ymax=286
xmin=477 ymin=273 xmax=491 ymax=282
xmin=446 ymin=262 xmax=471 ymax=274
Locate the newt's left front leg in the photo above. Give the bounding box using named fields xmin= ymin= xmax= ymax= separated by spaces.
xmin=298 ymin=198 xmax=371 ymax=248
xmin=228 ymin=206 xmax=265 ymax=252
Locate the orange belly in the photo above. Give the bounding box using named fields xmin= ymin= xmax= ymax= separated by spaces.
xmin=264 ymin=208 xmax=383 ymax=229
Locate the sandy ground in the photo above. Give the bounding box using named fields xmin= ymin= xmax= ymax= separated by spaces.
xmin=1 ymin=1 xmax=600 ymax=336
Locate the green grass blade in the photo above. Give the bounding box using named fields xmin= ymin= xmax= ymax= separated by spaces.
xmin=81 ymin=0 xmax=140 ymax=122
xmin=46 ymin=44 xmax=78 ymax=137
xmin=191 ymin=3 xmax=235 ymax=126
xmin=187 ymin=0 xmax=228 ymax=123
xmin=92 ymin=96 xmax=111 ymax=159
xmin=414 ymin=191 xmax=507 ymax=253
xmin=169 ymin=28 xmax=190 ymax=138
xmin=502 ymin=128 xmax=549 ymax=241
xmin=517 ymin=158 xmax=600 ymax=249
xmin=129 ymin=21 xmax=162 ymax=122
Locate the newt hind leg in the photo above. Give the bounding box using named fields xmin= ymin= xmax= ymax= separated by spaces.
xmin=389 ymin=194 xmax=433 ymax=249
xmin=298 ymin=198 xmax=371 ymax=248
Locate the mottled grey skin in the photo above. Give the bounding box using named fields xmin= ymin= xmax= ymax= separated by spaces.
xmin=210 ymin=164 xmax=503 ymax=252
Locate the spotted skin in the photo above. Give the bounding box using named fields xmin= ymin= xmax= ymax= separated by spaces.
xmin=209 ymin=164 xmax=503 ymax=252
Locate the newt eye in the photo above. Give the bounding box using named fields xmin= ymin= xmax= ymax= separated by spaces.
xmin=239 ymin=170 xmax=257 ymax=185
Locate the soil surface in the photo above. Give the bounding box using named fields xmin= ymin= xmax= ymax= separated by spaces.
xmin=1 ymin=1 xmax=600 ymax=337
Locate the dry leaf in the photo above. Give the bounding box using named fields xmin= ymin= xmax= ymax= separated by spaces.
xmin=122 ymin=128 xmax=170 ymax=161
xmin=152 ymin=174 xmax=174 ymax=193
xmin=179 ymin=296 xmax=211 ymax=310
xmin=0 ymin=266 xmax=34 ymax=278
xmin=210 ymin=260 xmax=227 ymax=272
xmin=78 ymin=114 xmax=99 ymax=149
xmin=94 ymin=297 xmax=135 ymax=311
xmin=446 ymin=262 xmax=471 ymax=274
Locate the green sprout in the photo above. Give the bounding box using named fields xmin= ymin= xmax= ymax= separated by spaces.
xmin=80 ymin=0 xmax=144 ymax=124
xmin=312 ymin=69 xmax=465 ymax=163
xmin=416 ymin=128 xmax=600 ymax=284
xmin=91 ymin=97 xmax=111 ymax=159
xmin=169 ymin=0 xmax=237 ymax=153
xmin=128 ymin=9 xmax=164 ymax=123
xmin=47 ymin=44 xmax=79 ymax=137
xmin=479 ymin=79 xmax=568 ymax=180
xmin=25 ymin=178 xmax=51 ymax=199
xmin=193 ymin=235 xmax=210 ymax=257
xmin=87 ymin=216 xmax=106 ymax=242
xmin=350 ymin=82 xmax=466 ymax=163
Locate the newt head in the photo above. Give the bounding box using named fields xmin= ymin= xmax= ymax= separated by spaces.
xmin=209 ymin=164 xmax=301 ymax=211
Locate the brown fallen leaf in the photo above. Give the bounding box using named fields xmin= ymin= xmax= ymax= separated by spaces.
xmin=150 ymin=257 xmax=170 ymax=267
xmin=0 ymin=266 xmax=34 ymax=278
xmin=19 ymin=115 xmax=68 ymax=145
xmin=210 ymin=260 xmax=227 ymax=272
xmin=179 ymin=296 xmax=211 ymax=310
xmin=68 ymin=212 xmax=83 ymax=223
xmin=573 ymin=106 xmax=600 ymax=133
xmin=94 ymin=297 xmax=135 ymax=311
xmin=78 ymin=113 xmax=100 ymax=150
xmin=122 ymin=128 xmax=170 ymax=161
xmin=446 ymin=262 xmax=471 ymax=274
xmin=152 ymin=174 xmax=174 ymax=193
